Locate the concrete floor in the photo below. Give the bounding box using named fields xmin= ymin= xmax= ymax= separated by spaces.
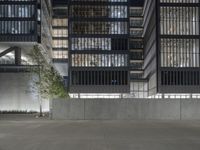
xmin=0 ymin=116 xmax=200 ymax=150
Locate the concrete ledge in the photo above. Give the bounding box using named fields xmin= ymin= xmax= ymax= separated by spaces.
xmin=51 ymin=98 xmax=200 ymax=120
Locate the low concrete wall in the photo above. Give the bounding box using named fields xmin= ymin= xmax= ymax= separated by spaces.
xmin=181 ymin=99 xmax=200 ymax=120
xmin=52 ymin=98 xmax=200 ymax=120
xmin=84 ymin=99 xmax=180 ymax=120
xmin=52 ymin=99 xmax=84 ymax=120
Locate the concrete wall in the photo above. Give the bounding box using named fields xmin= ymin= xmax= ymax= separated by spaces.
xmin=52 ymin=98 xmax=200 ymax=120
xmin=0 ymin=73 xmax=49 ymax=112
xmin=181 ymin=99 xmax=200 ymax=120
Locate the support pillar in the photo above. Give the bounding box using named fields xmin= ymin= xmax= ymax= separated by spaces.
xmin=15 ymin=47 xmax=21 ymax=65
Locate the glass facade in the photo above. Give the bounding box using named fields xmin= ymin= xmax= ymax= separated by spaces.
xmin=161 ymin=38 xmax=199 ymax=67
xmin=71 ymin=54 xmax=128 ymax=67
xmin=160 ymin=7 xmax=199 ymax=35
xmin=52 ymin=29 xmax=68 ymax=38
xmin=52 ymin=6 xmax=68 ymax=60
xmin=52 ymin=18 xmax=68 ymax=26
xmin=71 ymin=38 xmax=128 ymax=51
xmin=0 ymin=0 xmax=52 ymax=47
xmin=0 ymin=4 xmax=35 ymax=18
xmin=69 ymin=0 xmax=129 ymax=92
xmin=160 ymin=3 xmax=200 ymax=68
xmin=159 ymin=0 xmax=200 ymax=88
xmin=0 ymin=0 xmax=38 ymax=41
xmin=53 ymin=40 xmax=68 ymax=48
xmin=130 ymin=82 xmax=148 ymax=98
xmin=71 ymin=22 xmax=128 ymax=35
xmin=70 ymin=5 xmax=127 ymax=18
xmin=1 ymin=0 xmax=200 ymax=97
xmin=0 ymin=21 xmax=35 ymax=34
xmin=52 ymin=51 xmax=68 ymax=59
xmin=160 ymin=0 xmax=199 ymax=3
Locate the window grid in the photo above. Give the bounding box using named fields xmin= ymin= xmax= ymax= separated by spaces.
xmin=161 ymin=38 xmax=200 ymax=67
xmin=161 ymin=70 xmax=200 ymax=86
xmin=71 ymin=54 xmax=128 ymax=67
xmin=160 ymin=6 xmax=199 ymax=35
xmin=70 ymin=5 xmax=128 ymax=18
xmin=71 ymin=71 xmax=128 ymax=86
xmin=71 ymin=21 xmax=128 ymax=35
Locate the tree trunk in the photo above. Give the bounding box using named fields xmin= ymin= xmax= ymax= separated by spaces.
xmin=39 ymin=66 xmax=43 ymax=117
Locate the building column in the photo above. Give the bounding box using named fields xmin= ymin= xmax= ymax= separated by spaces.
xmin=15 ymin=47 xmax=21 ymax=65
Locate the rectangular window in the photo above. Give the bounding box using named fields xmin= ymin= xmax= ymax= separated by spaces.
xmin=161 ymin=70 xmax=200 ymax=86
xmin=71 ymin=54 xmax=128 ymax=67
xmin=71 ymin=21 xmax=128 ymax=35
xmin=160 ymin=0 xmax=199 ymax=3
xmin=70 ymin=5 xmax=127 ymax=18
xmin=161 ymin=38 xmax=199 ymax=67
xmin=71 ymin=71 xmax=128 ymax=86
xmin=71 ymin=38 xmax=112 ymax=51
xmin=0 ymin=21 xmax=35 ymax=34
xmin=0 ymin=4 xmax=35 ymax=18
xmin=160 ymin=6 xmax=199 ymax=35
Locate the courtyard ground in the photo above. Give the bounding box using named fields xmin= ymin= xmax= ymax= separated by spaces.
xmin=0 ymin=115 xmax=200 ymax=150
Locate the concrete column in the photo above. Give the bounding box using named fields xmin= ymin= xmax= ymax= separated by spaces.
xmin=15 ymin=48 xmax=21 ymax=65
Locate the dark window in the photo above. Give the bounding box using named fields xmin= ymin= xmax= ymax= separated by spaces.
xmin=161 ymin=71 xmax=200 ymax=86
xmin=71 ymin=71 xmax=128 ymax=86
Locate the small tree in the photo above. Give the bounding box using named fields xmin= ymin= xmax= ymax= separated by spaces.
xmin=28 ymin=45 xmax=68 ymax=116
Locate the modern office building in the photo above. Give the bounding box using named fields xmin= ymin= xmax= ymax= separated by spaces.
xmin=159 ymin=0 xmax=200 ymax=94
xmin=0 ymin=0 xmax=200 ymax=99
xmin=68 ymin=0 xmax=129 ymax=94
xmin=0 ymin=0 xmax=52 ymax=67
xmin=143 ymin=0 xmax=200 ymax=97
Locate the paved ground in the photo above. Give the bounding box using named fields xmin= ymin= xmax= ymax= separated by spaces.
xmin=0 ymin=116 xmax=200 ymax=150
